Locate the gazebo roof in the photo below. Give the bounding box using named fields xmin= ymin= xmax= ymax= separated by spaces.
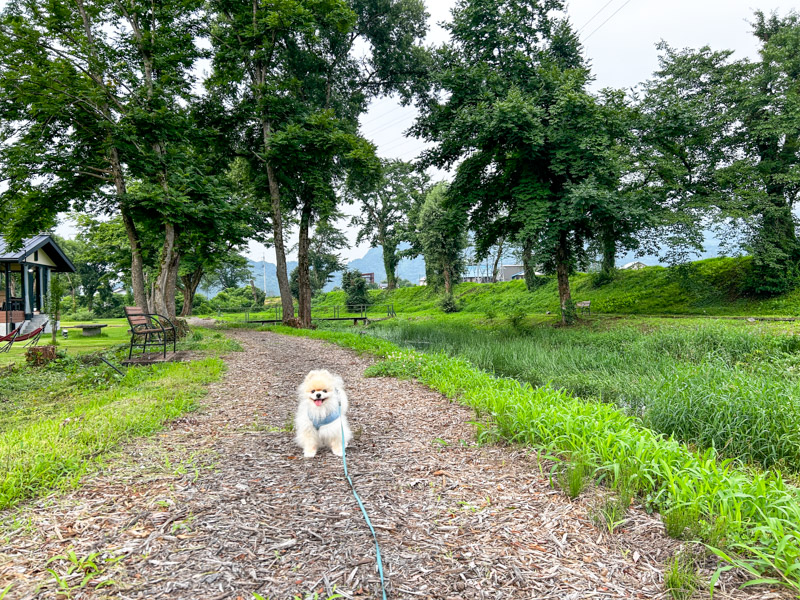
xmin=0 ymin=234 xmax=76 ymax=273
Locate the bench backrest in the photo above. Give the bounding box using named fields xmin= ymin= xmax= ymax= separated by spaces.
xmin=124 ymin=306 xmax=150 ymax=327
xmin=576 ymin=301 xmax=591 ymax=308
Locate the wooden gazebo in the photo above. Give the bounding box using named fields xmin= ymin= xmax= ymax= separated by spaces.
xmin=0 ymin=234 xmax=76 ymax=335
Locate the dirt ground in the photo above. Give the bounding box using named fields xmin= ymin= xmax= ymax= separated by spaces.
xmin=0 ymin=329 xmax=791 ymax=599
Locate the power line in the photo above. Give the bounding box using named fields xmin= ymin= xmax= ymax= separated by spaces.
xmin=360 ymin=103 xmax=405 ymax=126
xmin=364 ymin=111 xmax=416 ymax=136
xmin=576 ymin=0 xmax=616 ymax=33
xmin=582 ymin=0 xmax=634 ymax=42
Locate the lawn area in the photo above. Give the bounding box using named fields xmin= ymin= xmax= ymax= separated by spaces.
xmin=0 ymin=326 xmax=240 ymax=509
xmin=0 ymin=318 xmax=131 ymax=367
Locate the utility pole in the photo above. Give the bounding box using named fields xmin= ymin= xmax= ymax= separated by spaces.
xmin=262 ymin=254 xmax=267 ymax=298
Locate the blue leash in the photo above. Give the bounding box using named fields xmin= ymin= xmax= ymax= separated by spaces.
xmin=341 ymin=422 xmax=388 ymax=599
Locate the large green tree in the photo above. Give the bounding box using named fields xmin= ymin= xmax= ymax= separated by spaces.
xmin=290 ymin=219 xmax=347 ymax=299
xmin=413 ymin=0 xmax=641 ymax=322
xmin=639 ymin=12 xmax=800 ymax=294
xmin=0 ymin=0 xmax=222 ymax=318
xmin=350 ymin=159 xmax=430 ymax=290
xmin=414 ymin=183 xmax=467 ymax=295
xmin=207 ymin=0 xmax=428 ymax=327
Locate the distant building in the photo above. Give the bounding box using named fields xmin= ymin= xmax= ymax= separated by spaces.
xmin=621 ymin=261 xmax=648 ymax=270
xmin=361 ymin=272 xmax=375 ymax=284
xmin=463 ymin=265 xmax=493 ymax=283
xmin=419 ymin=276 xmax=427 ymax=286
xmin=498 ymin=264 xmax=527 ymax=282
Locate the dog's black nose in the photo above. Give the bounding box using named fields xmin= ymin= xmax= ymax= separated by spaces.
xmin=315 ymin=392 xmax=322 ymax=398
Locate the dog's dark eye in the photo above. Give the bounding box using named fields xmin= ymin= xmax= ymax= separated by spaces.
xmin=323 ymin=389 xmax=327 ymax=393
xmin=310 ymin=389 xmax=315 ymax=393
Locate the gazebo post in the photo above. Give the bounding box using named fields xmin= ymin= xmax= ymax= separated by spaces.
xmin=3 ymin=263 xmax=8 ymax=334
xmin=21 ymin=261 xmax=28 ymax=319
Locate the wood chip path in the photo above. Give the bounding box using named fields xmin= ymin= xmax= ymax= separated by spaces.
xmin=0 ymin=329 xmax=791 ymax=599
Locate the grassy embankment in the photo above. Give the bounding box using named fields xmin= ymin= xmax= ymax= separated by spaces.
xmin=265 ymin=323 xmax=800 ymax=593
xmin=0 ymin=328 xmax=239 ymax=510
xmin=311 ymin=256 xmax=800 ymax=317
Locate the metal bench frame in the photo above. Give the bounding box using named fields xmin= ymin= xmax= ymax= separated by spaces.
xmin=124 ymin=307 xmax=177 ymax=359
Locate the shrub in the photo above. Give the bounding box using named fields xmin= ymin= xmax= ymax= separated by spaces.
xmin=63 ymin=309 xmax=95 ymax=322
xmin=505 ymin=307 xmax=527 ymax=329
xmin=341 ymin=269 xmax=370 ymax=309
xmin=590 ymin=268 xmax=616 ymax=288
xmin=439 ymin=294 xmax=459 ymax=313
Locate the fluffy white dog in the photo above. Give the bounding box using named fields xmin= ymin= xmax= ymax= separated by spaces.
xmin=295 ymin=369 xmax=352 ymax=458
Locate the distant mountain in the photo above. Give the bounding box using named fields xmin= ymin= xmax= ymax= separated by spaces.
xmin=323 ymin=244 xmax=427 ymax=291
xmin=248 ymin=259 xmax=298 ymax=297
xmin=203 ymin=246 xmax=426 ymax=299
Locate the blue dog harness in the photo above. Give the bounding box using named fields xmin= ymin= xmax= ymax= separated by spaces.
xmin=309 ymin=405 xmax=341 ymax=429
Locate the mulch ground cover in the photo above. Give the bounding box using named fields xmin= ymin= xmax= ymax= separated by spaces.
xmin=0 ymin=329 xmax=790 ymax=599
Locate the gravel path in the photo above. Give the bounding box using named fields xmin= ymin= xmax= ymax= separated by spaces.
xmin=0 ymin=329 xmax=788 ymax=599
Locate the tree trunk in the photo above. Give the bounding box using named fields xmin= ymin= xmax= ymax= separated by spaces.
xmin=491 ymin=237 xmax=505 ymax=283
xmin=443 ymin=262 xmax=452 ymax=295
xmin=116 ymin=173 xmax=148 ymax=313
xmin=601 ymin=231 xmax=616 ymax=275
xmin=382 ymin=238 xmax=398 ymax=290
xmin=152 ymin=223 xmax=179 ymax=318
xmin=297 ymin=200 xmax=313 ymax=328
xmin=555 ymin=232 xmax=573 ymax=324
xmin=522 ymin=239 xmax=537 ymax=291
xmin=751 ymin=192 xmax=799 ymax=293
xmin=179 ymin=268 xmax=203 ymax=317
xmin=263 ymin=122 xmax=295 ymax=323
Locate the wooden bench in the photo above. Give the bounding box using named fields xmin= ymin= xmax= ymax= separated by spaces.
xmin=576 ymin=300 xmax=591 ymax=314
xmin=124 ymin=306 xmax=176 ymax=359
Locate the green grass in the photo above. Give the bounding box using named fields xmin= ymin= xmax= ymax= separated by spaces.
xmin=351 ymin=317 xmax=800 ymax=471
xmin=0 ymin=326 xmax=237 ymax=509
xmin=0 ymin=320 xmax=241 ymax=366
xmin=309 ymin=256 xmax=800 ymax=317
xmin=263 ymin=324 xmax=800 ymax=593
xmin=665 ymin=552 xmax=702 ymax=600
xmin=0 ymin=318 xmax=131 ymax=366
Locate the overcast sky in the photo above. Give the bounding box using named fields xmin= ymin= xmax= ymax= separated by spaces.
xmin=46 ymin=0 xmax=788 ymax=263
xmin=248 ymin=0 xmax=787 ymax=264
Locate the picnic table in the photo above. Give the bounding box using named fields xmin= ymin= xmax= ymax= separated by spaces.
xmin=68 ymin=323 xmax=108 ymax=337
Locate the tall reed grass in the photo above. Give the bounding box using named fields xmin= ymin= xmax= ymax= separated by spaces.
xmin=359 ymin=319 xmax=800 ymax=471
